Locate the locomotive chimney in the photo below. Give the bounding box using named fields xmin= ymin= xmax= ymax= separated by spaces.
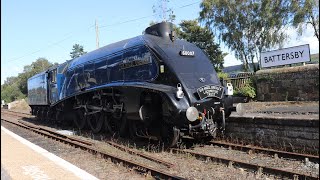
xmin=145 ymin=22 xmax=175 ymax=42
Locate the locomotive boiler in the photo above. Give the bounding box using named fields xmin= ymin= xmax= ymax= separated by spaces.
xmin=28 ymin=22 xmax=234 ymax=147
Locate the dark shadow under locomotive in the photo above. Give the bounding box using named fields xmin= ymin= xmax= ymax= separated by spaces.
xmin=28 ymin=22 xmax=234 ymax=147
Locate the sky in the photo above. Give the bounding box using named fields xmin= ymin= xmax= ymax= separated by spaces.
xmin=1 ymin=0 xmax=319 ymax=85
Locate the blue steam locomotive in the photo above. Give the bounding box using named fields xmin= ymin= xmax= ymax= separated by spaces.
xmin=28 ymin=22 xmax=234 ymax=146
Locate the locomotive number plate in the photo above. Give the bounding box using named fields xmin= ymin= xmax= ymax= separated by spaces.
xmin=197 ymin=85 xmax=224 ymax=99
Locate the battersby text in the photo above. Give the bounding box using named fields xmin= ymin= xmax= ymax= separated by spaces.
xmin=264 ymin=50 xmax=304 ymax=64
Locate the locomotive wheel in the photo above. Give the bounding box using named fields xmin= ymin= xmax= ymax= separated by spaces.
xmin=73 ymin=109 xmax=87 ymax=130
xmin=44 ymin=110 xmax=50 ymax=122
xmin=36 ymin=108 xmax=41 ymax=120
xmin=39 ymin=109 xmax=44 ymax=121
xmin=62 ymin=112 xmax=75 ymax=127
xmin=55 ymin=111 xmax=62 ymax=123
xmin=105 ymin=116 xmax=120 ymax=136
xmin=87 ymin=112 xmax=104 ymax=133
xmin=119 ymin=115 xmax=128 ymax=137
xmin=104 ymin=114 xmax=118 ymax=135
xmin=105 ymin=114 xmax=127 ymax=137
xmin=44 ymin=110 xmax=49 ymax=121
xmin=128 ymin=120 xmax=140 ymax=140
xmin=161 ymin=125 xmax=180 ymax=148
xmin=49 ymin=110 xmax=56 ymax=121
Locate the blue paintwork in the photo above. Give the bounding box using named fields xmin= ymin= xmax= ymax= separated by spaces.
xmin=29 ymin=22 xmax=222 ymax=109
xmin=27 ymin=72 xmax=48 ymax=105
xmin=27 ymin=22 xmax=233 ymax=141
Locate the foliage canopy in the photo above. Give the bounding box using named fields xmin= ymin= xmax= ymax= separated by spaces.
xmin=176 ymin=20 xmax=227 ymax=72
xmin=200 ymin=0 xmax=292 ymax=72
xmin=1 ymin=58 xmax=55 ymax=103
xmin=70 ymin=44 xmax=87 ymax=59
xmin=290 ymin=0 xmax=319 ymax=41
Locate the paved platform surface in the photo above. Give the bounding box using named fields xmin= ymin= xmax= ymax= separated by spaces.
xmin=231 ymin=101 xmax=319 ymax=119
xmin=1 ymin=126 xmax=98 ymax=180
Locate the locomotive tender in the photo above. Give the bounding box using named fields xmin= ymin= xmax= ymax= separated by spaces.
xmin=28 ymin=22 xmax=234 ymax=146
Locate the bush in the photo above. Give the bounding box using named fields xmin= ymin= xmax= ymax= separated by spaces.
xmin=1 ymin=84 xmax=25 ymax=103
xmin=233 ymin=79 xmax=256 ymax=99
xmin=217 ymin=72 xmax=229 ymax=81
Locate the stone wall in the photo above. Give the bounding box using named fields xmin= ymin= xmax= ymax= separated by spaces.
xmin=226 ymin=116 xmax=319 ymax=154
xmin=255 ymin=64 xmax=319 ymax=101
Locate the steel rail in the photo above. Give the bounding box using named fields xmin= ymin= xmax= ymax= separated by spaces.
xmin=2 ymin=118 xmax=93 ymax=148
xmin=1 ymin=110 xmax=33 ymax=118
xmin=1 ymin=115 xmax=185 ymax=179
xmin=4 ymin=109 xmax=32 ymax=116
xmin=209 ymin=140 xmax=319 ymax=163
xmin=2 ymin=110 xmax=175 ymax=168
xmin=106 ymin=141 xmax=175 ymax=168
xmin=2 ymin=110 xmax=93 ymax=146
xmin=171 ymin=148 xmax=319 ymax=180
xmin=18 ymin=120 xmax=94 ymax=146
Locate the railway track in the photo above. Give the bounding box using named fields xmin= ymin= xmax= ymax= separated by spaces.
xmin=1 ymin=110 xmax=184 ymax=180
xmin=2 ymin=109 xmax=34 ymax=118
xmin=170 ymin=148 xmax=319 ymax=180
xmin=208 ymin=140 xmax=319 ymax=163
xmin=2 ymin=109 xmax=319 ymax=179
xmin=4 ymin=109 xmax=31 ymax=116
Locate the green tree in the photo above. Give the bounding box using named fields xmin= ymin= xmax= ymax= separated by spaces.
xmin=2 ymin=76 xmax=19 ymax=87
xmin=200 ymin=0 xmax=290 ymax=72
xmin=291 ymin=0 xmax=319 ymax=41
xmin=17 ymin=58 xmax=54 ymax=95
xmin=1 ymin=76 xmax=25 ymax=103
xmin=70 ymin=44 xmax=87 ymax=59
xmin=177 ymin=20 xmax=227 ymax=72
xmin=1 ymin=58 xmax=56 ymax=103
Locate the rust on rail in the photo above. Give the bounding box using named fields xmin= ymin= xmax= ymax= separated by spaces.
xmin=1 ymin=111 xmax=185 ymax=180
xmin=171 ymin=148 xmax=318 ymax=180
xmin=106 ymin=141 xmax=175 ymax=168
xmin=210 ymin=140 xmax=319 ymax=163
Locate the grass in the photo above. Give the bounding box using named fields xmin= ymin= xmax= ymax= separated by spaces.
xmin=310 ymin=53 xmax=319 ymax=62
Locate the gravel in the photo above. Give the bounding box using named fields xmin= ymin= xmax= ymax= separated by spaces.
xmin=2 ymin=111 xmax=319 ymax=179
xmin=1 ymin=115 xmax=144 ymax=180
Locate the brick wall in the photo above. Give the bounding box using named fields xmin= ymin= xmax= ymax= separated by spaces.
xmin=226 ymin=116 xmax=319 ymax=154
xmin=255 ymin=64 xmax=319 ymax=101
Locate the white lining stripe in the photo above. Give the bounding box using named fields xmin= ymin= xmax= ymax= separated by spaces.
xmin=1 ymin=126 xmax=99 ymax=180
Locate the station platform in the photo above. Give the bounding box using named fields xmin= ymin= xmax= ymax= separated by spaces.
xmin=1 ymin=126 xmax=98 ymax=180
xmin=232 ymin=101 xmax=319 ymax=119
xmin=227 ymin=101 xmax=319 ymax=154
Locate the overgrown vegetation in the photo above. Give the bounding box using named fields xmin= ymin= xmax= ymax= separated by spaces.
xmin=218 ymin=72 xmax=257 ymax=99
xmin=217 ymin=72 xmax=229 ymax=82
xmin=1 ymin=81 xmax=25 ymax=103
xmin=233 ymin=79 xmax=257 ymax=99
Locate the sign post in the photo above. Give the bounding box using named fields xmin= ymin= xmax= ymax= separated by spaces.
xmin=260 ymin=44 xmax=310 ymax=68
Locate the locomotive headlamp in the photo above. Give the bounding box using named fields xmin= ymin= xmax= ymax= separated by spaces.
xmin=186 ymin=107 xmax=199 ymax=122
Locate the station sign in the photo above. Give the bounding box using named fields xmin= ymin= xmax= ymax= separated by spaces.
xmin=260 ymin=44 xmax=310 ymax=68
